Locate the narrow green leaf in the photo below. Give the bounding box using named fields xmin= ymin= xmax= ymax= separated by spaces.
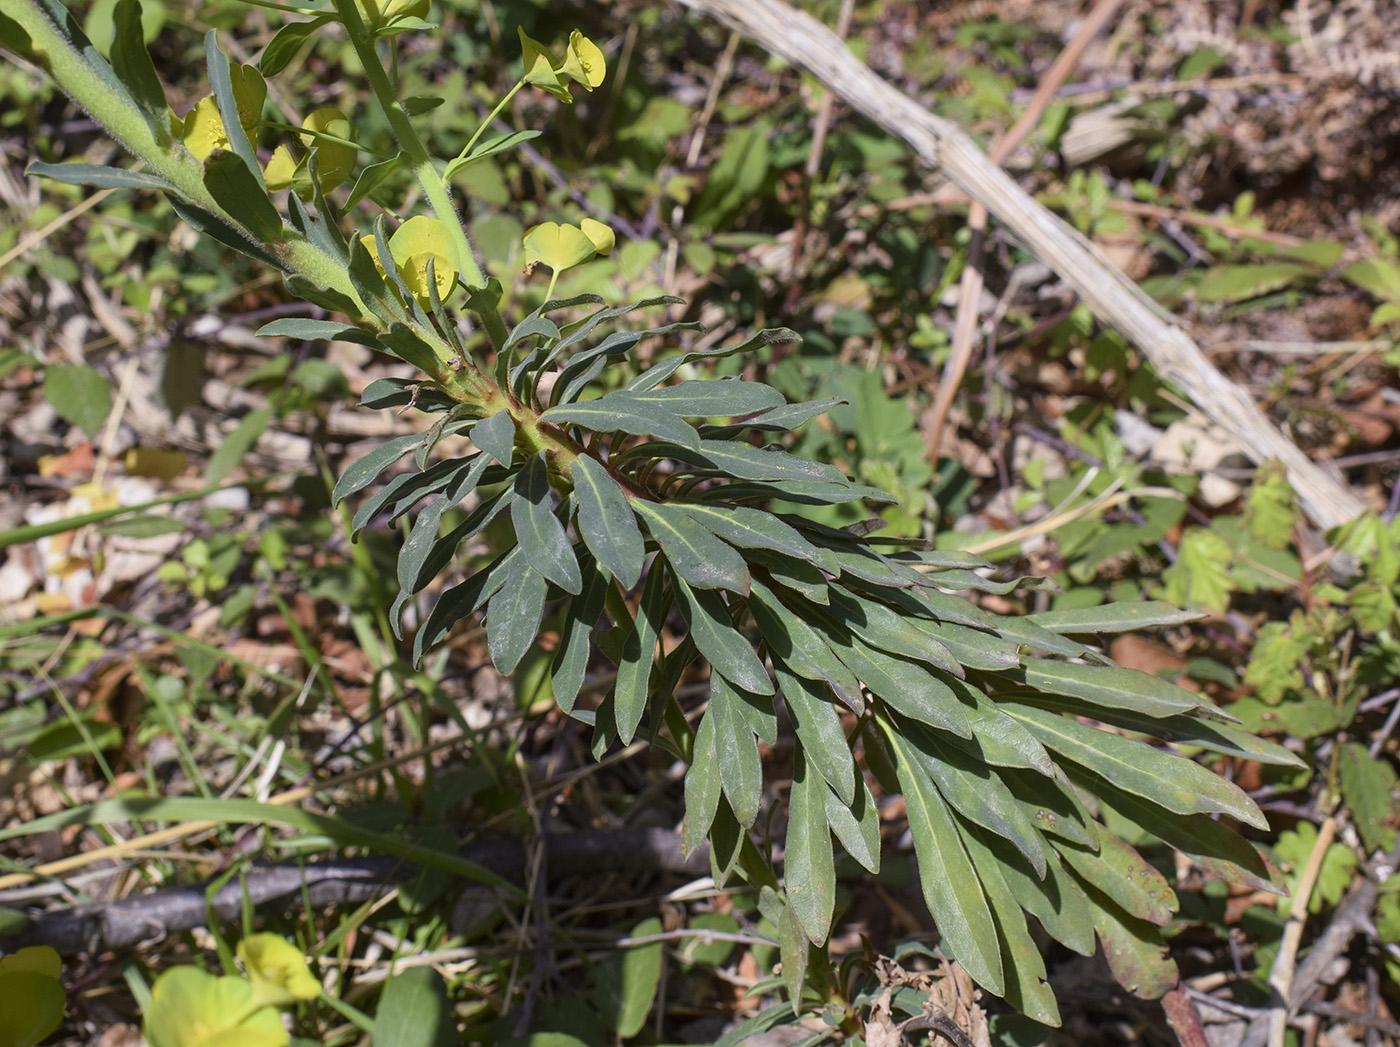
xmin=258 ymin=318 xmax=380 ymax=347
xmin=936 ymin=674 xmax=1055 ymax=776
xmin=748 ymin=580 xmax=862 ymax=711
xmin=26 ymin=160 xmax=175 ymax=192
xmin=345 ymin=150 xmax=406 ymax=210
xmin=627 ymin=378 xmax=786 ymax=417
xmin=1025 ymin=696 xmax=1305 ymax=769
xmin=540 ymin=394 xmax=701 ymax=448
xmin=1054 ymin=833 xmax=1177 ymax=927
xmin=1007 ymin=659 xmax=1233 ymax=722
xmin=836 ymin=635 xmax=971 ymax=739
xmin=471 ymin=407 xmax=516 ymax=466
xmin=641 ymin=439 xmax=848 ymax=485
xmin=957 ymin=823 xmax=1061 ymax=1027
xmin=825 ymin=589 xmax=961 ymax=676
xmin=1028 ymin=602 xmax=1206 ymax=634
xmin=916 ymin=619 xmax=1022 ymax=671
xmin=883 ymin=721 xmax=1004 ymax=995
xmin=700 ymin=396 xmax=846 ymax=438
xmin=413 ymin=546 xmax=519 ymax=664
xmin=486 ymin=558 xmax=548 ymax=675
xmin=786 ymin=744 xmax=836 ymax=945
xmin=823 ymin=773 xmax=880 ymax=874
xmin=551 ymin=558 xmax=610 ymax=714
xmin=110 ymin=0 xmax=169 ymax=141
xmin=1001 ymin=768 xmax=1099 ymax=851
xmin=778 ymin=904 xmax=809 ymax=1010
xmin=572 ymin=456 xmax=645 ymax=589
xmin=205 ymin=32 xmax=263 ymax=188
xmin=502 ymin=313 xmax=562 ymax=351
xmin=672 ymin=574 xmax=773 ymax=696
xmin=258 ymin=16 xmax=330 ymax=75
xmin=1083 ymin=884 xmax=1179 ymax=999
xmin=633 ymin=500 xmax=751 ymax=593
xmin=671 ymin=503 xmax=839 ymax=573
xmin=682 ymin=705 xmax=722 ymax=855
xmin=901 ymin=721 xmax=1047 ymax=876
xmin=372 ymin=968 xmax=455 ymax=1047
xmin=350 ymin=454 xmax=469 ymax=537
xmin=628 ymin=327 xmax=801 ymax=391
xmin=613 ymin=566 xmax=669 ymax=744
xmin=511 ymin=452 xmax=581 ymax=594
xmin=990 ymin=615 xmax=1094 ymax=661
xmin=395 ymin=454 xmax=493 ymax=596
xmin=709 ymin=796 xmax=745 ymax=887
xmin=1005 ymin=704 xmax=1267 ymax=829
xmin=391 ymin=486 xmax=512 ymax=634
xmin=709 ymin=673 xmax=763 ymax=827
xmin=1088 ymin=775 xmax=1282 ymax=894
xmin=698 ymin=479 xmax=893 ymax=506
xmin=747 ymin=548 xmax=830 ymax=604
xmin=981 ymin=832 xmax=1095 ymax=957
xmin=775 ymin=666 xmax=856 ymax=805
xmin=202 ymin=152 xmax=282 ymax=241
xmin=168 ymin=195 xmax=285 ymax=269
xmin=723 ymin=674 xmax=778 ymax=746
xmin=444 ymin=129 xmax=542 ymax=178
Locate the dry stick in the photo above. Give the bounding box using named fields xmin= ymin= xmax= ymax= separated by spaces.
xmin=671 ymin=0 xmax=1365 ymax=531
xmin=1267 ymin=812 xmax=1338 ymax=1047
xmin=926 ymin=0 xmax=1124 ymax=465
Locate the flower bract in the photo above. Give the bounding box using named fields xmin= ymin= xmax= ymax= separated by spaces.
xmin=143 ymin=966 xmax=287 ymax=1047
xmin=0 ymin=947 xmax=64 ymax=1047
xmin=300 ymin=106 xmax=357 ymax=193
xmin=523 ymin=219 xmax=616 ymax=274
xmin=360 ymin=216 xmax=459 ymax=305
xmin=357 ymin=0 xmax=430 ymax=24
xmin=181 ymin=65 xmax=266 ymax=162
xmin=517 ymin=27 xmax=571 ymax=102
xmin=238 ymin=935 xmax=320 ymax=1009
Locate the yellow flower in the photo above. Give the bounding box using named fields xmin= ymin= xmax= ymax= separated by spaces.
xmin=143 ymin=967 xmax=287 ymax=1047
xmin=180 ymin=65 xmax=266 ymax=162
xmin=182 ymin=97 xmax=227 ymax=162
xmin=300 ymin=106 xmax=357 ymax=194
xmin=0 ymin=947 xmax=64 ymax=1047
xmin=237 ymin=935 xmax=320 ymax=1009
xmin=558 ymin=30 xmax=605 ymax=90
xmin=359 ymin=216 xmax=459 ymax=305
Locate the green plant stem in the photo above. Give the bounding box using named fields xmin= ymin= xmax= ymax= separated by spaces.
xmin=3 ymin=0 xmax=363 ymax=313
xmin=331 ymin=0 xmax=511 ymax=350
xmin=459 ymin=79 xmax=525 ymax=159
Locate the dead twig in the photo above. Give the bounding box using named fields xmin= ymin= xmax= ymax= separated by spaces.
xmin=670 ymin=0 xmax=1365 ymax=530
xmin=926 ymin=0 xmax=1125 ymax=465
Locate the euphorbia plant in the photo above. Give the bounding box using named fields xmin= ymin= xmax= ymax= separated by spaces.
xmin=1 ymin=0 xmax=1301 ymax=1033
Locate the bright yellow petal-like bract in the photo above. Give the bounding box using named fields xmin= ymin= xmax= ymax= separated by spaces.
xmin=238 ymin=935 xmax=320 ymax=1009
xmin=300 ymin=106 xmax=357 ymax=194
xmin=262 ymin=144 xmax=297 ymax=192
xmin=0 ymin=947 xmax=64 ymax=1047
xmin=523 ymin=221 xmax=598 ymax=272
xmin=580 ymin=217 xmax=615 ymax=257
xmin=558 ymin=30 xmax=605 ymax=89
xmin=143 ymin=966 xmax=287 ymax=1047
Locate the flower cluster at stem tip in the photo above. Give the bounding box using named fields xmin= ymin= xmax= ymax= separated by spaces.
xmin=178 ymin=63 xmax=356 ymax=200
xmin=0 ymin=946 xmax=64 ymax=1047
xmin=140 ymin=934 xmax=320 ymax=1047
